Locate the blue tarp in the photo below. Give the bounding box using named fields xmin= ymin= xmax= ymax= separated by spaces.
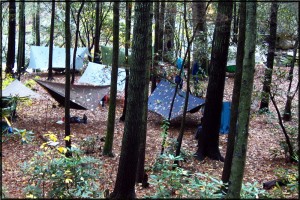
xmin=220 ymin=101 xmax=231 ymax=134
xmin=148 ymin=80 xmax=205 ymax=120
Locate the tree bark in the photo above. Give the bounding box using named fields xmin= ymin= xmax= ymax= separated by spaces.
xmin=259 ymin=1 xmax=278 ymax=111
xmin=192 ymin=0 xmax=208 ymax=74
xmin=194 ymin=0 xmax=233 ymax=162
xmin=71 ymin=1 xmax=84 ymax=84
xmin=120 ymin=1 xmax=132 ymax=122
xmin=103 ymin=1 xmax=120 ymax=157
xmin=110 ymin=2 xmax=150 ymax=198
xmin=65 ymin=0 xmax=72 ymax=158
xmin=175 ymin=1 xmax=191 ymax=165
xmin=136 ymin=2 xmax=153 ymax=185
xmin=226 ymin=1 xmax=257 ymax=198
xmin=222 ymin=1 xmax=246 ymax=185
xmin=93 ymin=1 xmax=101 ymax=63
xmin=35 ymin=0 xmax=40 ymax=46
xmin=48 ymin=0 xmax=55 ymax=80
xmin=17 ymin=1 xmax=25 ymax=80
xmin=151 ymin=2 xmax=160 ymax=93
xmin=283 ymin=40 xmax=298 ymax=121
xmin=5 ymin=0 xmax=16 ymax=76
xmin=0 ymin=2 xmax=2 ymax=72
xmin=164 ymin=1 xmax=176 ymax=62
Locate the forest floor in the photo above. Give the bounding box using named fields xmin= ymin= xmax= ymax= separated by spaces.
xmin=1 ymin=64 xmax=299 ymax=198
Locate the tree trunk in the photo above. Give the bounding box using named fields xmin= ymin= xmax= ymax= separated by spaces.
xmin=5 ymin=0 xmax=16 ymax=76
xmin=48 ymin=0 xmax=55 ymax=81
xmin=226 ymin=1 xmax=257 ymax=198
xmin=192 ymin=1 xmax=208 ymax=74
xmin=259 ymin=1 xmax=278 ymax=111
xmin=151 ymin=2 xmax=160 ymax=93
xmin=136 ymin=2 xmax=153 ymax=185
xmin=158 ymin=1 xmax=165 ymax=61
xmin=164 ymin=1 xmax=176 ymax=63
xmin=65 ymin=0 xmax=72 ymax=158
xmin=35 ymin=0 xmax=40 ymax=46
xmin=222 ymin=1 xmax=246 ymax=185
xmin=194 ymin=0 xmax=233 ymax=162
xmin=120 ymin=1 xmax=132 ymax=122
xmin=71 ymin=1 xmax=84 ymax=84
xmin=17 ymin=1 xmax=25 ymax=80
xmin=283 ymin=40 xmax=298 ymax=121
xmin=175 ymin=1 xmax=191 ymax=165
xmin=110 ymin=2 xmax=150 ymax=198
xmin=103 ymin=1 xmax=120 ymax=157
xmin=0 ymin=2 xmax=2 ymax=72
xmin=232 ymin=2 xmax=238 ymax=44
xmin=93 ymin=1 xmax=101 ymax=63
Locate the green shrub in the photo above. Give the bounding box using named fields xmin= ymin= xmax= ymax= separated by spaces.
xmin=148 ymin=154 xmax=269 ymax=199
xmin=21 ymin=132 xmax=103 ymax=198
xmin=24 ymin=79 xmax=36 ymax=89
xmin=2 ymin=74 xmax=15 ymax=90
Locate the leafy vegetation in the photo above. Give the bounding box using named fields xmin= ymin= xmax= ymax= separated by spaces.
xmin=21 ymin=132 xmax=103 ymax=199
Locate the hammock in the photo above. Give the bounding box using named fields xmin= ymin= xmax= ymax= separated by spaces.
xmin=35 ymin=80 xmax=110 ymax=111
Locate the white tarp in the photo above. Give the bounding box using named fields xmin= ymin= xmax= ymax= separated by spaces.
xmin=78 ymin=62 xmax=126 ymax=91
xmin=28 ymin=46 xmax=89 ymax=70
xmin=2 ymin=80 xmax=42 ymax=99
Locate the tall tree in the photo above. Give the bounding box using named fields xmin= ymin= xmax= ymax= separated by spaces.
xmin=194 ymin=0 xmax=233 ymax=161
xmin=48 ymin=0 xmax=55 ymax=80
xmin=175 ymin=1 xmax=192 ymax=163
xmin=164 ymin=1 xmax=176 ymax=62
xmin=226 ymin=1 xmax=257 ymax=198
xmin=71 ymin=1 xmax=84 ymax=84
xmin=283 ymin=40 xmax=298 ymax=121
xmin=222 ymin=1 xmax=246 ymax=185
xmin=136 ymin=2 xmax=153 ymax=185
xmin=35 ymin=0 xmax=40 ymax=46
xmin=65 ymin=0 xmax=72 ymax=158
xmin=0 ymin=2 xmax=2 ymax=72
xmin=17 ymin=1 xmax=25 ymax=80
xmin=259 ymin=1 xmax=278 ymax=111
xmin=120 ymin=1 xmax=132 ymax=122
xmin=5 ymin=0 xmax=16 ymax=76
xmin=103 ymin=1 xmax=120 ymax=157
xmin=110 ymin=2 xmax=150 ymax=198
xmin=151 ymin=2 xmax=160 ymax=93
xmin=192 ymin=1 xmax=208 ymax=74
xmin=93 ymin=1 xmax=101 ymax=63
xmin=158 ymin=1 xmax=165 ymax=60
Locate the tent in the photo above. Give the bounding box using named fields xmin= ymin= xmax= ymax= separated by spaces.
xmin=35 ymin=80 xmax=110 ymax=110
xmin=148 ymin=80 xmax=205 ymax=120
xmin=78 ymin=62 xmax=126 ymax=91
xmin=101 ymin=45 xmax=132 ymax=67
xmin=28 ymin=46 xmax=89 ymax=70
xmin=2 ymin=80 xmax=42 ymax=99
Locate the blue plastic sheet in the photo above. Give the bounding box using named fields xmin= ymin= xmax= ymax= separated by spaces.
xmin=220 ymin=102 xmax=231 ymax=134
xmin=148 ymin=80 xmax=205 ymax=120
xmin=176 ymin=57 xmax=183 ymax=69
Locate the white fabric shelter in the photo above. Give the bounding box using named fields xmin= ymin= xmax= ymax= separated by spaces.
xmin=78 ymin=62 xmax=126 ymax=92
xmin=28 ymin=46 xmax=89 ymax=70
xmin=2 ymin=80 xmax=42 ymax=99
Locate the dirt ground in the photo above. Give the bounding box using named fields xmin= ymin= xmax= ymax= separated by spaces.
xmin=2 ymin=65 xmax=299 ymax=198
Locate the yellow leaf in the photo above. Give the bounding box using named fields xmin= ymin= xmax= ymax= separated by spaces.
xmin=26 ymin=194 xmax=36 ymax=199
xmin=57 ymin=147 xmax=67 ymax=154
xmin=65 ymin=178 xmax=73 ymax=183
xmin=64 ymin=136 xmax=71 ymax=141
xmin=49 ymin=134 xmax=57 ymax=142
xmin=40 ymin=142 xmax=47 ymax=149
